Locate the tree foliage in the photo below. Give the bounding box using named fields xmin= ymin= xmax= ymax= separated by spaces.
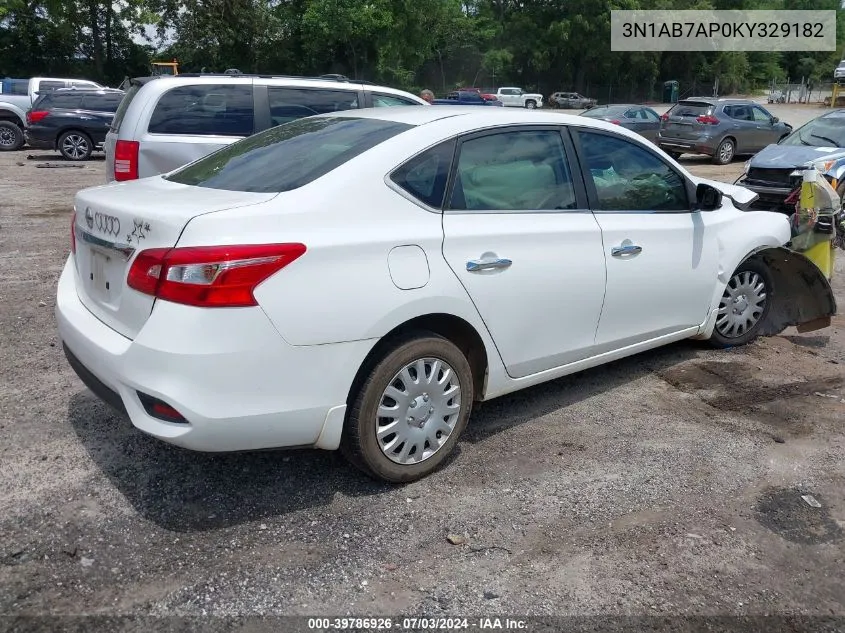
xmin=1 ymin=0 xmax=843 ymax=96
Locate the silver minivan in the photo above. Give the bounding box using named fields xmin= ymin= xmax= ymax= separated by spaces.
xmin=105 ymin=74 xmax=428 ymax=182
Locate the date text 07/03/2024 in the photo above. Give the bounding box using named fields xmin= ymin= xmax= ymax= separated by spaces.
xmin=307 ymin=617 xmax=529 ymax=630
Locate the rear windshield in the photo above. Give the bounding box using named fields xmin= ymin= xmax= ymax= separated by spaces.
xmin=32 ymin=92 xmax=84 ymax=110
xmin=582 ymin=105 xmax=624 ymax=117
xmin=165 ymin=116 xmax=412 ymax=193
xmin=667 ymin=101 xmax=713 ymax=117
xmin=110 ymin=83 xmax=141 ymax=132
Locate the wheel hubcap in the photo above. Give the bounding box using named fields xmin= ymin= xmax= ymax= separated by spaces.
xmin=720 ymin=142 xmax=733 ymax=162
xmin=63 ymin=135 xmax=88 ymax=159
xmin=376 ymin=357 xmax=462 ymax=465
xmin=716 ymin=271 xmax=766 ymax=338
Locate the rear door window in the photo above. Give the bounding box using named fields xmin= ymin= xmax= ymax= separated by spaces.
xmin=38 ymin=92 xmax=84 ymax=109
xmin=81 ymin=93 xmax=124 ymax=112
xmin=267 ymin=87 xmax=359 ymax=126
xmin=148 ymin=84 xmax=254 ymax=136
xmin=166 ymin=116 xmax=411 ymax=193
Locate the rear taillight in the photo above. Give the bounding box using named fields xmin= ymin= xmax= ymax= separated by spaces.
xmin=660 ymin=113 xmax=669 ymax=121
xmin=696 ymin=115 xmax=720 ymax=125
xmin=609 ymin=119 xmax=621 ymax=125
xmin=127 ymin=243 xmax=307 ymax=308
xmin=114 ymin=140 xmax=139 ymax=181
xmin=27 ymin=110 xmax=49 ymax=125
xmin=70 ymin=211 xmax=76 ymax=254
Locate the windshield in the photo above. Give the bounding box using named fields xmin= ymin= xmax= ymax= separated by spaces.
xmin=779 ymin=113 xmax=845 ymax=148
xmin=165 ymin=116 xmax=412 ymax=193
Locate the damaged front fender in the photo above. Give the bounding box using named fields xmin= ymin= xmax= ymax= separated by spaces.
xmin=749 ymin=247 xmax=837 ymax=335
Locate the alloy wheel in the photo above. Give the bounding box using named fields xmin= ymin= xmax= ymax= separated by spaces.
xmin=62 ymin=134 xmax=89 ymax=160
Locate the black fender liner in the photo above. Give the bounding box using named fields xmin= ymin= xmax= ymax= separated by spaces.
xmin=746 ymin=247 xmax=837 ymax=335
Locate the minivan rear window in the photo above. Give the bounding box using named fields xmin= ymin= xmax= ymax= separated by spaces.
xmin=110 ymin=84 xmax=140 ymax=132
xmin=165 ymin=116 xmax=412 ymax=193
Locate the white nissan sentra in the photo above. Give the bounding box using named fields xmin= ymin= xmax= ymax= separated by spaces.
xmin=56 ymin=107 xmax=836 ymax=482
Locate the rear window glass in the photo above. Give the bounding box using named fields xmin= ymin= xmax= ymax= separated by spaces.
xmin=33 ymin=92 xmax=84 ymax=109
xmin=110 ymin=84 xmax=140 ymax=132
xmin=3 ymin=80 xmax=29 ymax=95
xmin=668 ymin=101 xmax=713 ymax=117
xmin=165 ymin=116 xmax=412 ymax=193
xmin=268 ymin=87 xmax=359 ymax=126
xmin=81 ymin=93 xmax=124 ymax=112
xmin=149 ymin=84 xmax=254 ymax=136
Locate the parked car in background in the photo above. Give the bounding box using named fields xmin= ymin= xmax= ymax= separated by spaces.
xmin=737 ymin=109 xmax=845 ymax=212
xmin=834 ymin=61 xmax=845 ymax=81
xmin=767 ymin=90 xmax=785 ymax=104
xmin=580 ymin=104 xmax=662 ymax=142
xmin=25 ymin=88 xmax=125 ymax=161
xmin=105 ymin=73 xmax=427 ymax=182
xmin=457 ymin=87 xmax=498 ymax=101
xmin=433 ymin=90 xmax=502 ymax=106
xmin=549 ymin=92 xmax=597 ymax=109
xmin=57 ymin=107 xmax=835 ymax=483
xmin=657 ymin=98 xmax=792 ymax=165
xmin=0 ymin=77 xmax=105 ymax=151
xmin=495 ymin=87 xmax=543 ymax=109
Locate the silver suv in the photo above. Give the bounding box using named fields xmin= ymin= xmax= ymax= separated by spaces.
xmin=105 ymin=73 xmax=428 ymax=182
xmin=656 ymin=98 xmax=792 ymax=165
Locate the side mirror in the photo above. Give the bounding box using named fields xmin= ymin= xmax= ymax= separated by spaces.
xmin=772 ymin=116 xmax=779 ymax=123
xmin=695 ymin=183 xmax=723 ymax=211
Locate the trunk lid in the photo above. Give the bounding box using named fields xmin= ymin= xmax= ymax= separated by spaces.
xmin=662 ymin=100 xmax=714 ymax=140
xmin=73 ymin=177 xmax=277 ymax=339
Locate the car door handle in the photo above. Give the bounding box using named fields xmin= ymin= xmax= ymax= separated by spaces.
xmin=611 ymin=243 xmax=642 ymax=257
xmin=466 ymin=257 xmax=512 ymax=272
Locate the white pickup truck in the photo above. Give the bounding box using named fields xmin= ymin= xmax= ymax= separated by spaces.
xmin=495 ymin=87 xmax=544 ymax=109
xmin=0 ymin=77 xmax=104 ymax=151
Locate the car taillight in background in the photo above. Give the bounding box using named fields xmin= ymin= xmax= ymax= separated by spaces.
xmin=26 ymin=110 xmax=49 ymax=125
xmin=127 ymin=243 xmax=307 ymax=308
xmin=696 ymin=115 xmax=720 ymax=125
xmin=608 ymin=119 xmax=621 ymax=125
xmin=114 ymin=140 xmax=139 ymax=181
xmin=660 ymin=113 xmax=669 ymax=121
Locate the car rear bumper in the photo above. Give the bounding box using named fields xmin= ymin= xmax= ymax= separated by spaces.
xmin=657 ymin=134 xmax=718 ymax=156
xmin=56 ymin=256 xmax=374 ymax=452
xmin=24 ymin=127 xmax=54 ymax=149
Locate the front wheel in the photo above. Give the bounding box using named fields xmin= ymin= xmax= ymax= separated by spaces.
xmin=0 ymin=121 xmax=24 ymax=151
xmin=708 ymin=260 xmax=772 ymax=348
xmin=341 ymin=333 xmax=474 ymax=483
xmin=525 ymin=100 xmax=537 ymax=109
xmin=713 ymin=138 xmax=735 ymax=165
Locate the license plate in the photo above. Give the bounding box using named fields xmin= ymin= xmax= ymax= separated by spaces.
xmin=90 ymin=250 xmax=113 ymax=298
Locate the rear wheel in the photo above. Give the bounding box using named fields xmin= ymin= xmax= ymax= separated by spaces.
xmin=708 ymin=259 xmax=772 ymax=348
xmin=341 ymin=333 xmax=473 ymax=483
xmin=667 ymin=151 xmax=683 ymax=160
xmin=58 ymin=131 xmax=92 ymax=161
xmin=0 ymin=120 xmax=24 ymax=151
xmin=713 ymin=137 xmax=735 ymax=165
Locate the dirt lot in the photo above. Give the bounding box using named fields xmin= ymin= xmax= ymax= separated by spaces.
xmin=1 ymin=105 xmax=844 ymax=631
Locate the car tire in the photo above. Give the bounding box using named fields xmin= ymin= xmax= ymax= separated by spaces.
xmin=0 ymin=120 xmax=24 ymax=151
xmin=525 ymin=100 xmax=537 ymax=109
xmin=667 ymin=151 xmax=683 ymax=160
xmin=713 ymin=137 xmax=735 ymax=165
xmin=58 ymin=131 xmax=93 ymax=161
xmin=341 ymin=332 xmax=474 ymax=483
xmin=707 ymin=259 xmax=773 ymax=348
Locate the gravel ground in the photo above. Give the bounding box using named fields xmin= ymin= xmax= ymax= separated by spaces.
xmin=1 ymin=103 xmax=844 ymax=632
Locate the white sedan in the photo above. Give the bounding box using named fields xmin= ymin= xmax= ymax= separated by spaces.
xmin=56 ymin=107 xmax=836 ymax=482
